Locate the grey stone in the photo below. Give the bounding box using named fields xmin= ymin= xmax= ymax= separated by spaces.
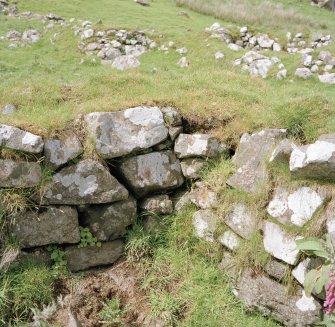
xmin=1 ymin=104 xmax=16 ymax=115
xmin=176 ymin=47 xmax=188 ymax=54
xmin=169 ymin=126 xmax=183 ymax=141
xmin=104 ymin=47 xmax=122 ymax=60
xmin=228 ymin=43 xmax=242 ymax=51
xmin=267 ymin=186 xmax=327 ymax=227
xmin=189 ymin=185 xmax=217 ymax=209
xmin=224 ymin=203 xmax=259 ymax=239
xmin=44 ymin=132 xmax=83 ymax=169
xmin=192 ymin=209 xmax=217 ymax=242
xmin=172 ymin=190 xmax=191 ymax=212
xmin=263 ymin=221 xmax=301 ymax=265
xmin=175 ymin=133 xmax=225 ymax=158
xmin=295 ymin=67 xmax=312 ymax=79
xmin=22 ymin=29 xmax=41 ymax=43
xmin=218 ymin=230 xmax=241 ymax=251
xmin=119 ymin=150 xmax=184 ymax=197
xmin=292 ymin=258 xmax=323 ymax=286
xmin=257 ymin=34 xmax=274 ymax=48
xmin=269 ymin=139 xmax=296 ymax=163
xmin=227 ymin=129 xmax=286 ymax=193
xmin=235 ymin=270 xmax=321 ymax=327
xmin=161 ymin=107 xmax=182 ymax=127
xmin=85 ymin=107 xmax=168 ymax=159
xmin=318 ymin=133 xmax=335 ymax=143
xmin=11 ymin=206 xmax=80 ymax=248
xmin=112 ymin=55 xmax=140 ymax=70
xmin=264 ymin=260 xmax=287 ymax=281
xmin=0 ymin=160 xmax=41 ymax=188
xmin=318 ymin=50 xmax=335 ymax=65
xmin=215 ymin=51 xmax=224 ymax=60
xmin=139 ymin=194 xmax=173 ymax=214
xmin=0 ymin=124 xmax=44 ymax=153
xmin=181 ymin=158 xmax=206 ymax=179
xmin=125 ymin=45 xmax=146 ymax=57
xmin=81 ymin=197 xmax=137 ymax=241
xmin=290 ymin=139 xmax=335 ymax=179
xmin=66 ymin=240 xmax=124 ymax=272
xmin=319 ymin=73 xmax=335 ymax=84
xmin=41 ymin=159 xmax=128 ymax=205
xmin=276 ymin=69 xmax=287 ymax=80
xmin=177 ymin=57 xmax=189 ymax=67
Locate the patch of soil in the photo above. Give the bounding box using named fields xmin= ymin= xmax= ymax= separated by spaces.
xmin=51 ymin=259 xmax=165 ymax=327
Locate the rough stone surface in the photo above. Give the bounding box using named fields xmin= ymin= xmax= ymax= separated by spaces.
xmin=269 ymin=139 xmax=296 ymax=163
xmin=81 ymin=197 xmax=137 ymax=241
xmin=169 ymin=126 xmax=183 ymax=141
xmin=263 ymin=221 xmax=301 ymax=265
xmin=235 ymin=270 xmax=321 ymax=327
xmin=66 ymin=240 xmax=124 ymax=272
xmin=177 ymin=57 xmax=189 ymax=67
xmin=0 ymin=124 xmax=44 ymax=153
xmin=0 ymin=160 xmax=41 ymax=188
xmin=218 ymin=230 xmax=241 ymax=251
xmin=189 ymin=185 xmax=217 ymax=209
xmin=118 ymin=150 xmax=184 ymax=198
xmin=174 ymin=133 xmax=226 ymax=158
xmin=227 ymin=129 xmax=286 ymax=193
xmin=289 ymin=140 xmax=335 ymax=179
xmin=112 ymin=55 xmax=140 ymax=70
xmin=192 ymin=209 xmax=217 ymax=242
xmin=139 ymin=194 xmax=173 ymax=214
xmin=11 ymin=206 xmax=80 ymax=248
xmin=181 ymin=158 xmax=206 ymax=179
xmin=85 ymin=107 xmax=168 ymax=159
xmin=224 ymin=203 xmax=259 ymax=239
xmin=319 ymin=73 xmax=335 ymax=84
xmin=161 ymin=107 xmax=182 ymax=127
xmin=295 ymin=67 xmax=312 ymax=79
xmin=41 ymin=159 xmax=128 ymax=205
xmin=292 ymin=258 xmax=323 ymax=286
xmin=1 ymin=104 xmax=16 ymax=115
xmin=323 ymin=198 xmax=335 ymax=244
xmin=264 ymin=260 xmax=287 ymax=281
xmin=44 ymin=132 xmax=83 ymax=169
xmin=267 ymin=186 xmax=326 ymax=227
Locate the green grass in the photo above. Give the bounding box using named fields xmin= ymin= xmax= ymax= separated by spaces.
xmin=0 ymin=0 xmax=334 ymax=145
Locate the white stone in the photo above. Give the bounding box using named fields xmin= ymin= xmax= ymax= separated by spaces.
xmin=319 ymin=73 xmax=335 ymax=84
xmin=302 ymin=54 xmax=313 ymax=67
xmin=193 ymin=209 xmax=217 ymax=242
xmin=263 ymin=221 xmax=300 ymax=265
xmin=295 ymin=68 xmax=312 ymax=79
xmin=273 ymin=42 xmax=281 ymax=52
xmin=215 ymin=51 xmax=224 ymax=60
xmin=219 ymin=230 xmax=240 ymax=251
xmin=295 ymin=291 xmax=317 ymax=312
xmin=228 ymin=43 xmax=242 ymax=51
xmin=112 ymin=55 xmax=140 ymax=70
xmin=240 ymin=26 xmax=248 ymax=34
xmin=277 ymin=69 xmax=287 ymax=80
xmin=177 ymin=57 xmax=189 ymax=68
xmin=292 ymin=259 xmax=310 ymax=285
xmin=176 ymin=47 xmax=187 ymax=54
xmin=81 ymin=29 xmax=94 ymax=40
xmin=257 ymin=34 xmax=274 ymax=48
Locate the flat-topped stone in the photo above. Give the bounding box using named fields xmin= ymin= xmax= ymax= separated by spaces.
xmin=85 ymin=107 xmax=168 ymax=159
xmin=41 ymin=159 xmax=128 ymax=205
xmin=0 ymin=124 xmax=44 ymax=153
xmin=118 ymin=150 xmax=184 ymax=198
xmin=0 ymin=160 xmax=41 ymax=188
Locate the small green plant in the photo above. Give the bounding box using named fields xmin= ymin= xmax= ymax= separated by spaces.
xmin=78 ymin=227 xmax=101 ymax=248
xmin=99 ymin=296 xmax=128 ymax=326
xmin=46 ymin=245 xmax=68 ymax=277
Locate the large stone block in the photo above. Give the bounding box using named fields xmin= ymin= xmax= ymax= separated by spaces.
xmin=0 ymin=124 xmax=44 ymax=153
xmin=0 ymin=160 xmax=41 ymax=188
xmin=11 ymin=206 xmax=80 ymax=248
xmin=41 ymin=159 xmax=128 ymax=205
xmin=118 ymin=151 xmax=184 ymax=197
xmin=66 ymin=240 xmax=124 ymax=272
xmin=85 ymin=107 xmax=168 ymax=159
xmin=81 ymin=197 xmax=137 ymax=241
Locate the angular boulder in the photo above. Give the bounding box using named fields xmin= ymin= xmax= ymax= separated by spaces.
xmin=218 ymin=230 xmax=241 ymax=251
xmin=174 ymin=134 xmax=225 ymax=158
xmin=181 ymin=158 xmax=206 ymax=179
xmin=264 ymin=260 xmax=287 ymax=281
xmin=189 ymin=185 xmax=217 ymax=209
xmin=11 ymin=206 xmax=80 ymax=248
xmin=236 ymin=270 xmax=321 ymax=327
xmin=227 ymin=129 xmax=286 ymax=193
xmin=263 ymin=221 xmax=301 ymax=265
xmin=289 ymin=139 xmax=335 ymax=179
xmin=0 ymin=160 xmax=41 ymax=188
xmin=269 ymin=139 xmax=296 ymax=164
xmin=85 ymin=107 xmax=168 ymax=159
xmin=161 ymin=107 xmax=182 ymax=127
xmin=0 ymin=124 xmax=44 ymax=153
xmin=118 ymin=151 xmax=184 ymax=197
xmin=139 ymin=194 xmax=173 ymax=215
xmin=192 ymin=209 xmax=217 ymax=242
xmin=41 ymin=159 xmax=128 ymax=205
xmin=224 ymin=203 xmax=259 ymax=239
xmin=267 ymin=186 xmax=327 ymax=227
xmin=66 ymin=240 xmax=124 ymax=272
xmin=44 ymin=132 xmax=83 ymax=169
xmin=112 ymin=55 xmax=140 ymax=70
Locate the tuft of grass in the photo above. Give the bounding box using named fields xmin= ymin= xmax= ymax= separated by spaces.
xmin=99 ymin=296 xmax=129 ymax=326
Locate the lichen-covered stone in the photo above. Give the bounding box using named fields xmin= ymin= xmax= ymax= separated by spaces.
xmin=192 ymin=209 xmax=217 ymax=242
xmin=44 ymin=132 xmax=83 ymax=169
xmin=0 ymin=124 xmax=44 ymax=153
xmin=224 ymin=203 xmax=259 ymax=239
xmin=189 ymin=185 xmax=217 ymax=209
xmin=41 ymin=159 xmax=128 ymax=205
xmin=66 ymin=240 xmax=124 ymax=272
xmin=235 ymin=270 xmax=321 ymax=327
xmin=118 ymin=150 xmax=184 ymax=198
xmin=263 ymin=221 xmax=301 ymax=265
xmin=139 ymin=194 xmax=173 ymax=214
xmin=0 ymin=160 xmax=41 ymax=188
xmin=81 ymin=197 xmax=137 ymax=241
xmin=218 ymin=230 xmax=241 ymax=251
xmin=181 ymin=158 xmax=206 ymax=179
xmin=267 ymin=186 xmax=327 ymax=227
xmin=174 ymin=134 xmax=226 ymax=158
xmin=85 ymin=107 xmax=168 ymax=159
xmin=269 ymin=139 xmax=296 ymax=163
xmin=227 ymin=129 xmax=286 ymax=193
xmin=161 ymin=107 xmax=182 ymax=127
xmin=264 ymin=260 xmax=287 ymax=281
xmin=11 ymin=206 xmax=80 ymax=248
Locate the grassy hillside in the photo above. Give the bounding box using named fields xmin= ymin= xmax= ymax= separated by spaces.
xmin=0 ymin=0 xmax=334 ymax=145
